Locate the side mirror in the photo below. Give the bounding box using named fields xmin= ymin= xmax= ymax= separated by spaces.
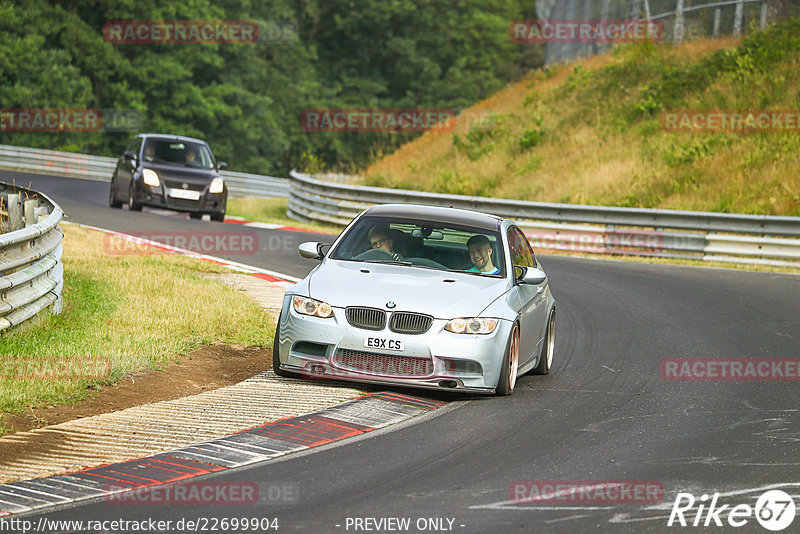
xmin=124 ymin=151 xmax=136 ymax=161
xmin=514 ymin=266 xmax=546 ymax=285
xmin=298 ymin=241 xmax=328 ymax=261
xmin=217 ymin=161 xmax=228 ymax=170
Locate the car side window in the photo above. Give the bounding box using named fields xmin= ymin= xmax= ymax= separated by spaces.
xmin=508 ymin=227 xmax=535 ymax=268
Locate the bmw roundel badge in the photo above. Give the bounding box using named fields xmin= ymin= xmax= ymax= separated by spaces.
xmin=386 ymin=302 xmax=396 ymax=309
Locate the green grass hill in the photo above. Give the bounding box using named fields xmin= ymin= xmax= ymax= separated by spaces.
xmin=363 ymin=19 xmax=800 ymax=216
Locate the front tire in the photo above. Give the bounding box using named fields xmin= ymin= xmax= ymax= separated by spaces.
xmin=109 ymin=180 xmax=122 ymax=208
xmin=532 ymin=309 xmax=555 ymax=375
xmin=272 ymin=313 xmax=299 ymax=378
xmin=210 ymin=211 xmax=225 ymax=222
xmin=128 ymin=183 xmax=142 ymax=211
xmin=496 ymin=322 xmax=520 ymax=396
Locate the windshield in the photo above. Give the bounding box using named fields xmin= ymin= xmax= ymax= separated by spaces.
xmin=330 ymin=216 xmax=506 ymax=277
xmin=142 ymin=139 xmax=215 ymax=169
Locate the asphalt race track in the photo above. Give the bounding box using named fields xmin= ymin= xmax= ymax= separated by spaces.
xmin=6 ymin=172 xmax=800 ymax=533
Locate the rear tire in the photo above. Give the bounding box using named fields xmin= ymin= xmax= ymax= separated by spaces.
xmin=496 ymin=322 xmax=520 ymax=396
xmin=532 ymin=309 xmax=555 ymax=375
xmin=272 ymin=313 xmax=299 ymax=378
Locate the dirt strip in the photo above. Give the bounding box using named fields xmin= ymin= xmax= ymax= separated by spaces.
xmin=0 ymin=370 xmax=363 ymax=484
xmin=0 ymin=274 xmax=365 ymax=484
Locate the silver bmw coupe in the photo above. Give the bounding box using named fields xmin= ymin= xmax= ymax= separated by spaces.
xmin=273 ymin=204 xmax=556 ymax=396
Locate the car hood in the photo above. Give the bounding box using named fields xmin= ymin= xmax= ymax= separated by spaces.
xmin=143 ymin=162 xmax=218 ymax=184
xmin=308 ymin=260 xmax=509 ymax=318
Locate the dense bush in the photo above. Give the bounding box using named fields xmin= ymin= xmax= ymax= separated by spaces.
xmin=0 ymin=0 xmax=544 ymax=175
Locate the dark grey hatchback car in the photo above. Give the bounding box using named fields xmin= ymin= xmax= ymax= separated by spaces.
xmin=109 ymin=133 xmax=228 ymax=220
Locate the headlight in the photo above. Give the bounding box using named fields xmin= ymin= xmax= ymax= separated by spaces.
xmin=445 ymin=317 xmax=498 ymax=334
xmin=292 ymin=296 xmax=333 ymax=318
xmin=142 ymin=169 xmax=160 ymax=187
xmin=209 ymin=176 xmax=224 ymax=194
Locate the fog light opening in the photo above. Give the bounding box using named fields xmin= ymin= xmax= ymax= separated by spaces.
xmin=310 ymin=364 xmax=326 ymax=375
xmin=438 ymin=380 xmax=458 ymax=389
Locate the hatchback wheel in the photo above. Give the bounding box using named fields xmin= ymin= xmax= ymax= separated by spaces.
xmin=128 ymin=183 xmax=142 ymax=211
xmin=109 ymin=181 xmax=122 ymax=208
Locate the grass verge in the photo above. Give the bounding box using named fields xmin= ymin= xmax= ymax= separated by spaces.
xmin=0 ymin=224 xmax=274 ymax=433
xmin=226 ymin=197 xmax=340 ymax=235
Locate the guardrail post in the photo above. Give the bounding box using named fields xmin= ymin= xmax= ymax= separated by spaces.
xmin=7 ymin=193 xmax=22 ymax=231
xmin=34 ymin=207 xmax=48 ymax=223
xmin=760 ymin=0 xmax=768 ymax=30
xmin=24 ymin=199 xmax=39 ymax=227
xmin=674 ymin=0 xmax=685 ymax=43
xmin=733 ymin=0 xmax=744 ymax=36
xmin=630 ymin=0 xmax=642 ymax=20
xmin=713 ymin=8 xmax=721 ymax=36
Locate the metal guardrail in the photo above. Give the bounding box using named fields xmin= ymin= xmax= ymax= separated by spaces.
xmin=0 ymin=182 xmax=64 ymax=332
xmin=287 ymin=171 xmax=800 ymax=267
xmin=0 ymin=144 xmax=797 ymax=268
xmin=0 ymin=144 xmax=288 ymax=198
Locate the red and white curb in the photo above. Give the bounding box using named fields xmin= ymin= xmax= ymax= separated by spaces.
xmin=67 ymin=222 xmax=299 ymax=287
xmin=142 ymin=209 xmax=332 ymax=235
xmin=223 ymin=215 xmax=329 ymax=234
xmin=0 ymin=393 xmax=444 ymax=517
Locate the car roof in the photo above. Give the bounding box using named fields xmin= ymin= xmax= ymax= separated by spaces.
xmin=363 ymin=204 xmax=505 ymax=231
xmin=138 ymin=133 xmax=209 ymax=145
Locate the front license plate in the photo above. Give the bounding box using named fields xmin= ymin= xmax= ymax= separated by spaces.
xmin=169 ymin=188 xmax=200 ymax=200
xmin=364 ymin=336 xmax=404 ymax=351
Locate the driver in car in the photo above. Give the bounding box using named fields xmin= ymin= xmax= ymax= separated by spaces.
xmin=185 ymin=148 xmax=200 ymax=166
xmin=467 ymin=234 xmax=500 ymax=274
xmin=143 ymin=143 xmax=156 ymax=162
xmin=368 ymin=225 xmax=403 ymax=261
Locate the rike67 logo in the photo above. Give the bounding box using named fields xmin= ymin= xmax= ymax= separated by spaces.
xmin=668 ymin=490 xmax=796 ymax=531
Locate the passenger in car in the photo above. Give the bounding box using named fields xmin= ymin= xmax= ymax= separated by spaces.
xmin=466 ymin=234 xmax=500 ymax=274
xmin=368 ymin=225 xmax=403 ymax=261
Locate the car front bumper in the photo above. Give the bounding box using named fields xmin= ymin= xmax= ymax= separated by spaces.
xmin=275 ymin=297 xmax=513 ymax=395
xmin=134 ymin=183 xmax=226 ymax=214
